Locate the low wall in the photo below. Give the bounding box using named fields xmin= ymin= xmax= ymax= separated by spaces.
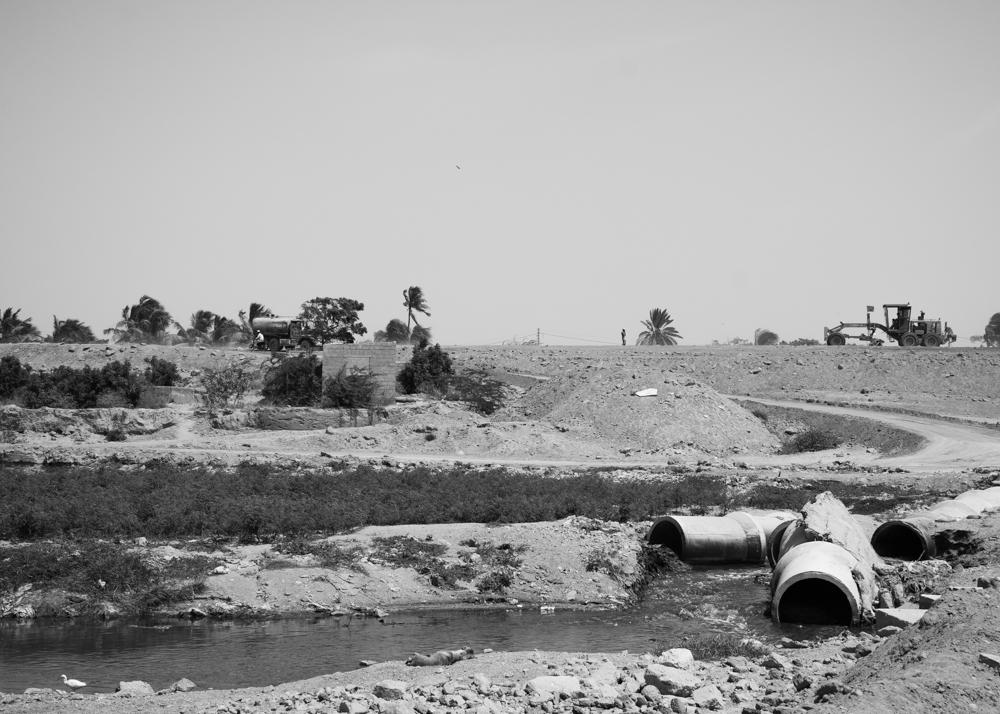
xmin=322 ymin=343 xmax=398 ymax=406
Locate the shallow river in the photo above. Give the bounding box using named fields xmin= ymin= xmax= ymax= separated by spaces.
xmin=0 ymin=566 xmax=833 ymax=694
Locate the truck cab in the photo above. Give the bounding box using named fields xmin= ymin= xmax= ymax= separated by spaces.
xmin=250 ymin=317 xmax=316 ymax=352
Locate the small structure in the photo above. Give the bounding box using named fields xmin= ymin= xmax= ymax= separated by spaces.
xmin=322 ymin=343 xmax=397 ymax=406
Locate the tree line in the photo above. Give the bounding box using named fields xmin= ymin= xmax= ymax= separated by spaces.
xmin=0 ymin=286 xmax=438 ymax=347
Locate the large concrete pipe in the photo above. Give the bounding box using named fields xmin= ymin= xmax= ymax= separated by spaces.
xmin=647 ymin=511 xmax=794 ymax=564
xmin=871 ymin=486 xmax=1000 ymax=561
xmin=771 ymin=541 xmax=862 ymax=625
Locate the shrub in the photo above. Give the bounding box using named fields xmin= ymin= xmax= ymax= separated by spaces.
xmin=682 ymin=633 xmax=769 ymax=660
xmin=397 ymin=340 xmax=454 ymax=395
xmin=261 ymin=354 xmax=322 ymax=406
xmin=323 ymin=366 xmax=376 ymax=408
xmin=446 ymin=369 xmax=506 ymax=415
xmin=782 ymin=428 xmax=841 ymax=454
xmin=144 ymin=356 xmax=180 ymax=387
xmin=1 ymin=358 xmax=146 ymax=408
xmin=199 ymin=363 xmax=254 ymax=413
xmin=0 ymin=356 xmax=31 ymax=398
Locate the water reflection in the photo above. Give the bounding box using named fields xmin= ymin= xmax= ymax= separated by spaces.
xmin=0 ymin=565 xmax=834 ymax=694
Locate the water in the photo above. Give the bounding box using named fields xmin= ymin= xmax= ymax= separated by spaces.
xmin=0 ymin=566 xmax=829 ymax=694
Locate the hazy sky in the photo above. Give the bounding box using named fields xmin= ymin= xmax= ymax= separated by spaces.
xmin=3 ymin=1 xmax=999 ymax=345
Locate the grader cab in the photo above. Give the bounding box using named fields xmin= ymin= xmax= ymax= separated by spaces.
xmin=824 ymin=304 xmax=956 ymax=347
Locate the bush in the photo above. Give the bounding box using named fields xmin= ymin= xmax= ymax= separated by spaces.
xmin=397 ymin=340 xmax=454 ymax=395
xmin=261 ymin=354 xmax=322 ymax=406
xmin=446 ymin=369 xmax=506 ymax=415
xmin=782 ymin=428 xmax=841 ymax=453
xmin=199 ymin=363 xmax=254 ymax=413
xmin=144 ymin=357 xmax=179 ymax=387
xmin=323 ymin=366 xmax=376 ymax=408
xmin=0 ymin=357 xmax=145 ymax=408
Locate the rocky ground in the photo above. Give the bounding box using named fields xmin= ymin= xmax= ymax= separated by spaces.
xmin=2 ymin=343 xmax=1000 ymax=712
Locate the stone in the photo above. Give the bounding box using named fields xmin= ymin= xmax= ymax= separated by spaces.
xmin=115 ymin=680 xmax=155 ymax=696
xmin=919 ymin=593 xmax=941 ymax=608
xmin=643 ymin=664 xmax=701 ymax=697
xmin=525 ymin=675 xmax=583 ymax=698
xmin=171 ymin=678 xmax=197 ymax=692
xmin=640 ymin=684 xmax=663 ymax=702
xmin=792 ymin=673 xmax=812 ymax=691
xmin=472 ymin=673 xmax=491 ymax=693
xmin=762 ymin=652 xmax=791 ymax=670
xmin=373 ymin=680 xmax=409 ymax=700
xmin=658 ymin=648 xmax=695 ymax=669
xmin=382 ymin=702 xmax=417 ymax=714
xmin=691 ymin=684 xmax=724 ymax=710
xmin=877 ymin=625 xmax=903 ymax=637
xmin=96 ymin=602 xmax=120 ymax=620
xmin=874 ymin=607 xmax=926 ymax=629
xmin=979 ymin=653 xmax=1000 ymax=671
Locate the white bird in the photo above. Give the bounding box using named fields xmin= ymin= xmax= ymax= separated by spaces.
xmin=61 ymin=674 xmax=87 ymax=690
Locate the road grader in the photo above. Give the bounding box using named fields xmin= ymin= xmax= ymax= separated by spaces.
xmin=824 ymin=303 xmax=956 ymax=347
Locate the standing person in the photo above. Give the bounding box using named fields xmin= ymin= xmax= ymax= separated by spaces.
xmin=621 ymin=328 xmax=626 ymax=346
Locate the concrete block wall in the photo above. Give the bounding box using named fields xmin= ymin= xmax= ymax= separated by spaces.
xmin=322 ymin=343 xmax=398 ymax=405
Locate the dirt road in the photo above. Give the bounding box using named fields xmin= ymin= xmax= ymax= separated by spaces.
xmin=741 ymin=397 xmax=1000 ymax=472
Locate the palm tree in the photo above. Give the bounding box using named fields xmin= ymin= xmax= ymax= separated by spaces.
xmin=0 ymin=307 xmax=41 ymax=343
xmin=187 ymin=310 xmax=216 ymax=343
xmin=51 ymin=316 xmax=96 ymax=343
xmin=402 ymin=286 xmax=431 ymax=332
xmin=105 ymin=295 xmax=175 ymax=343
xmin=636 ymin=308 xmax=682 ymax=346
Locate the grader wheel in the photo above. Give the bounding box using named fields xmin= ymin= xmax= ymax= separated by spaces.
xmin=826 ymin=333 xmax=847 ymax=346
xmin=900 ymin=333 xmax=920 ymax=347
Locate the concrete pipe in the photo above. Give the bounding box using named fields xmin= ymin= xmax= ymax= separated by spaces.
xmin=870 ymin=516 xmax=937 ymax=560
xmin=771 ymin=541 xmax=862 ymax=625
xmin=870 ymin=486 xmax=1000 ymax=561
xmin=647 ymin=511 xmax=794 ymax=564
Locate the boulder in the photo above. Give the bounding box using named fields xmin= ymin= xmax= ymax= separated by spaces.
xmin=525 ymin=675 xmax=583 ymax=698
xmin=874 ymin=607 xmax=926 ymax=629
xmin=658 ymin=648 xmax=694 ymax=669
xmin=373 ymin=680 xmax=409 ymax=700
xmin=643 ymin=664 xmax=701 ymax=697
xmin=116 ymin=680 xmax=155 ymax=696
xmin=691 ymin=683 xmax=725 ymax=710
xmin=171 ymin=678 xmax=197 ymax=692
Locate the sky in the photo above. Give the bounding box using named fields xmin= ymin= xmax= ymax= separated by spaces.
xmin=2 ymin=1 xmax=999 ymax=346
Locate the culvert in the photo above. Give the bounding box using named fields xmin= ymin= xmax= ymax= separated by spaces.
xmin=870 ymin=486 xmax=1000 ymax=561
xmin=646 ymin=512 xmax=794 ymax=564
xmin=771 ymin=541 xmax=861 ymax=625
xmin=870 ymin=517 xmax=936 ymax=560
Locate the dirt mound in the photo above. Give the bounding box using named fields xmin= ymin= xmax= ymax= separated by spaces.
xmin=497 ymin=367 xmax=779 ymax=457
xmin=0 ymin=405 xmax=177 ymax=439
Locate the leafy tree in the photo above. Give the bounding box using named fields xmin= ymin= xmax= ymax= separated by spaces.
xmin=402 ymin=286 xmax=431 ymax=333
xmin=50 ymin=316 xmax=96 ymax=343
xmin=1 ymin=308 xmax=41 ymax=343
xmin=984 ymin=313 xmax=1000 ymax=348
xmin=755 ymin=329 xmax=779 ymax=346
xmin=105 ymin=295 xmax=176 ymax=343
xmin=636 ymin=308 xmax=682 ymax=346
xmin=397 ymin=340 xmax=454 ymax=394
xmin=374 ymin=318 xmax=411 ymax=344
xmin=298 ymin=297 xmax=367 ymax=344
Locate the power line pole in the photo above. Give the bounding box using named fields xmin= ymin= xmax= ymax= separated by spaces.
xmin=537 ymin=328 xmax=541 ymax=345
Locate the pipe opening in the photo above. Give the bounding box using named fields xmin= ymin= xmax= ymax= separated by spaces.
xmin=647 ymin=520 xmax=684 ymax=557
xmin=777 ymin=579 xmax=853 ymax=625
xmin=871 ymin=522 xmax=929 ymax=561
